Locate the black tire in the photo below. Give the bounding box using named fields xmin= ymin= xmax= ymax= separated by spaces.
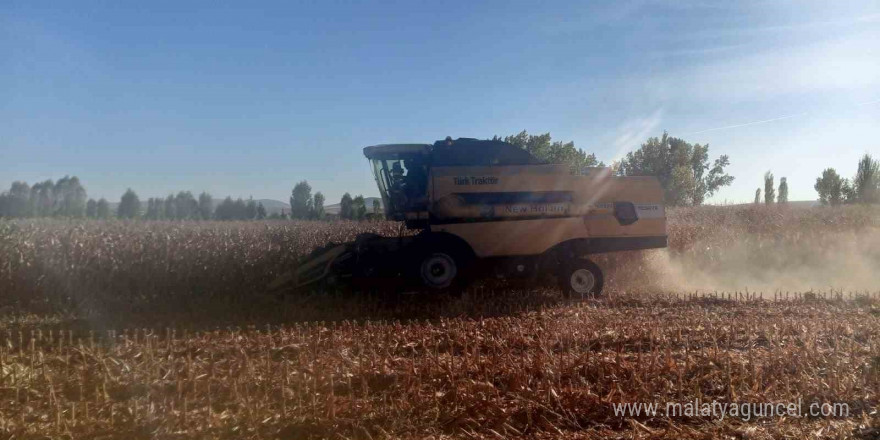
xmin=558 ymin=259 xmax=604 ymax=298
xmin=413 ymin=246 xmax=473 ymax=294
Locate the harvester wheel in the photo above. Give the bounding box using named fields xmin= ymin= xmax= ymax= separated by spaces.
xmin=559 ymin=259 xmax=604 ymax=298
xmin=419 ymin=252 xmax=457 ymax=288
xmin=414 ymin=246 xmax=473 ymax=294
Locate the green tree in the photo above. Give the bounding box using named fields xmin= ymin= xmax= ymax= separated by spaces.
xmin=852 ymin=153 xmax=879 ymax=204
xmin=53 ymin=176 xmax=87 ymax=217
xmin=198 ymin=192 xmax=213 ymax=220
xmin=754 ymin=188 xmax=761 ymax=205
xmin=843 ymin=180 xmax=857 ymax=204
xmin=86 ymin=198 xmax=97 ymax=218
xmin=233 ymin=198 xmax=247 ymax=219
xmin=372 ymin=199 xmax=381 ymax=216
xmin=164 ymin=195 xmax=176 ymax=220
xmin=312 ymin=192 xmax=325 ymax=219
xmin=256 ymin=202 xmax=267 ymax=219
xmin=6 ymin=182 xmax=31 ymax=218
xmin=340 ymin=193 xmax=353 ymax=220
xmin=96 ymin=198 xmax=110 ymax=219
xmin=245 ymin=198 xmax=258 ymax=220
xmin=764 ymin=172 xmax=775 ymax=205
xmin=501 ymin=131 xmax=602 ymax=174
xmin=290 ymin=181 xmax=312 ymax=220
xmin=117 ymin=189 xmax=141 ymax=219
xmin=31 ymin=180 xmax=55 ymax=217
xmin=814 ymin=168 xmax=847 ymax=206
xmin=618 ymin=132 xmax=733 ymax=206
xmin=174 ymin=191 xmax=198 ymax=220
xmin=352 ymin=195 xmax=367 ymax=220
xmin=144 ymin=198 xmax=161 ymax=219
xmin=214 ymin=197 xmax=236 ymax=220
xmin=213 ymin=196 xmax=252 ymax=220
xmin=777 ymin=177 xmax=788 ymax=204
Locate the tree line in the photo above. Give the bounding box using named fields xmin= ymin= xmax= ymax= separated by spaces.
xmin=751 ymin=155 xmax=877 ymax=206
xmin=509 ymin=130 xmax=734 ymax=206
xmin=118 ymin=190 xmax=273 ymax=220
xmin=753 ymin=172 xmax=790 ymax=205
xmin=288 ymin=180 xmax=381 ymax=220
xmin=0 ymin=177 xmax=385 ymax=221
xmin=3 ymin=135 xmax=875 ymax=219
xmin=811 ymin=154 xmax=879 ymax=206
xmin=0 ymin=176 xmax=94 ymax=218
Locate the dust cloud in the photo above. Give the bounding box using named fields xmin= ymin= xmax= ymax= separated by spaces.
xmin=603 ymin=206 xmax=880 ymax=295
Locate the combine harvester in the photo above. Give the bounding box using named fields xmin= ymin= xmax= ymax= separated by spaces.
xmin=272 ymin=137 xmax=667 ymax=296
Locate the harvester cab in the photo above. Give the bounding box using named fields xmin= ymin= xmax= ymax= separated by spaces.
xmin=364 ymin=143 xmax=431 ymax=225
xmin=270 ymin=137 xmax=668 ymax=296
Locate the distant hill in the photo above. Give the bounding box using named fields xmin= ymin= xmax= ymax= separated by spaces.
xmin=249 ymin=199 xmax=289 ymax=216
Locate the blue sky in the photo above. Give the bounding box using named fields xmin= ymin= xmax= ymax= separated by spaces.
xmin=2 ymin=0 xmax=878 ymax=204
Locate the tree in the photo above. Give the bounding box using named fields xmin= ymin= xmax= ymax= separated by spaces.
xmin=31 ymin=180 xmax=55 ymax=217
xmin=618 ymin=132 xmax=733 ymax=206
xmin=313 ymin=192 xmax=325 ymax=220
xmin=256 ymin=202 xmax=267 ymax=219
xmin=117 ymin=189 xmax=141 ymax=219
xmin=86 ymin=199 xmax=97 ymax=218
xmin=5 ymin=182 xmax=31 ymax=218
xmin=214 ymin=197 xmax=236 ymax=220
xmin=340 ymin=193 xmax=353 ymax=220
xmin=352 ymin=195 xmax=367 ymax=220
xmin=0 ymin=193 xmax=8 ymax=218
xmin=164 ymin=195 xmax=176 ymax=220
xmin=245 ymin=198 xmax=258 ymax=220
xmin=144 ymin=198 xmax=161 ymax=219
xmin=96 ymin=198 xmax=110 ymax=219
xmin=754 ymin=188 xmax=761 ymax=205
xmin=852 ymin=153 xmax=879 ymax=204
xmin=814 ymin=168 xmax=847 ymax=206
xmin=764 ymin=172 xmax=775 ymax=204
xmin=777 ymin=177 xmax=788 ymax=204
xmin=213 ymin=196 xmax=257 ymax=220
xmin=0 ymin=177 xmax=90 ymax=218
xmin=843 ymin=180 xmax=857 ymax=204
xmin=373 ymin=199 xmax=381 ymax=216
xmin=290 ymin=181 xmax=312 ymax=220
xmin=53 ymin=176 xmax=87 ymax=217
xmin=198 ymin=192 xmax=213 ymax=220
xmin=234 ymin=198 xmax=247 ymax=219
xmin=174 ymin=191 xmax=198 ymax=220
xmin=501 ymin=131 xmax=602 ymax=174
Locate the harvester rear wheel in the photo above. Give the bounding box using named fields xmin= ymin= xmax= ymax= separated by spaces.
xmin=559 ymin=259 xmax=604 ymax=298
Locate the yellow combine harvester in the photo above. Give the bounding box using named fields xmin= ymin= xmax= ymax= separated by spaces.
xmin=274 ymin=137 xmax=667 ymax=296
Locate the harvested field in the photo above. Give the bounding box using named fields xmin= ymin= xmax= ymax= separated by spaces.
xmin=0 ymin=205 xmax=878 ymax=438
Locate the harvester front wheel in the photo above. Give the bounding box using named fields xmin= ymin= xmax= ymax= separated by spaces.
xmin=414 ymin=246 xmax=473 ymax=294
xmin=559 ymin=259 xmax=604 ymax=298
xmin=419 ymin=252 xmax=459 ymax=289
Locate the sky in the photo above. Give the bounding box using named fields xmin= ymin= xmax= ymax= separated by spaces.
xmin=2 ymin=0 xmax=879 ymax=204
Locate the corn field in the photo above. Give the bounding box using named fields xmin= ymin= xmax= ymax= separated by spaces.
xmin=0 ymin=205 xmax=878 ymax=438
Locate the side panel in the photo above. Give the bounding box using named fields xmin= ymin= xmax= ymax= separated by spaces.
xmin=432 ymin=217 xmax=586 ymax=257
xmin=429 ymin=165 xmax=667 ymax=257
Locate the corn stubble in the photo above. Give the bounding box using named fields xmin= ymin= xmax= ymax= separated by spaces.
xmin=0 ymin=206 xmax=878 ymax=439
